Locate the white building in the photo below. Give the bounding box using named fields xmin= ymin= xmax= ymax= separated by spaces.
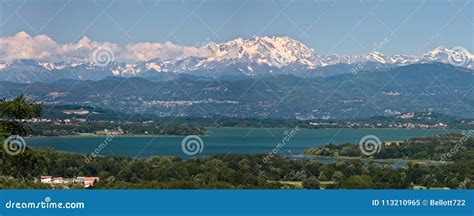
xmin=40 ymin=176 xmax=52 ymax=183
xmin=52 ymin=177 xmax=64 ymax=184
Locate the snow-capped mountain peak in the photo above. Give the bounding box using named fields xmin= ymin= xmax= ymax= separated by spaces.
xmin=423 ymin=46 xmax=451 ymax=59
xmin=112 ymin=64 xmax=141 ymax=76
xmin=367 ymin=51 xmax=386 ymax=63
xmin=0 ymin=36 xmax=472 ymax=83
xmin=200 ymin=36 xmax=317 ymax=68
xmin=38 ymin=62 xmax=66 ymax=70
xmin=422 ymin=46 xmax=473 ymax=68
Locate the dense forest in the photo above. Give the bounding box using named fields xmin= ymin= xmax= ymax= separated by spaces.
xmin=1 ymin=145 xmax=473 ymax=189
xmin=304 ymin=133 xmax=474 ymax=162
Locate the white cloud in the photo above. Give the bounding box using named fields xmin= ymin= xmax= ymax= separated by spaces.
xmin=0 ymin=32 xmax=209 ymax=62
xmin=61 ymin=37 xmax=121 ymax=62
xmin=0 ymin=32 xmax=59 ymax=61
xmin=125 ymin=41 xmax=204 ymax=61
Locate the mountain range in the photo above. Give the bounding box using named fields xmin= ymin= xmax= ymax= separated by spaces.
xmin=0 ymin=36 xmax=472 ymax=83
xmin=1 ymin=63 xmax=472 ymax=119
xmin=0 ymin=36 xmax=472 ymax=119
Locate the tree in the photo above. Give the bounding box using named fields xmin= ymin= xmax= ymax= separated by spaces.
xmin=302 ymin=177 xmax=320 ymax=189
xmin=318 ymin=172 xmax=328 ymax=181
xmin=331 ymin=171 xmax=344 ymax=181
xmin=0 ymin=96 xmax=43 ymax=178
xmin=0 ymin=95 xmax=42 ymax=138
xmin=458 ymin=178 xmax=471 ymax=189
xmin=338 ymin=175 xmax=373 ymax=189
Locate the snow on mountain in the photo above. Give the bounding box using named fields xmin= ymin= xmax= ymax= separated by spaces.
xmin=366 ymin=51 xmax=386 ymax=64
xmin=314 ymin=52 xmax=418 ymax=67
xmin=386 ymin=55 xmax=420 ymax=65
xmin=315 ymin=46 xmax=472 ymax=68
xmin=423 ymin=46 xmax=452 ymax=61
xmin=112 ymin=64 xmax=141 ymax=76
xmin=39 ymin=62 xmax=66 ymax=70
xmin=0 ymin=62 xmax=8 ymax=70
xmin=421 ymin=46 xmax=473 ymax=68
xmin=0 ymin=36 xmax=472 ymax=81
xmin=199 ymin=36 xmax=317 ymax=68
xmin=145 ymin=62 xmax=162 ymax=72
xmin=134 ymin=36 xmax=318 ymax=74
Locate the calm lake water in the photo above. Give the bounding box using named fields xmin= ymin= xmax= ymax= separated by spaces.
xmin=26 ymin=128 xmax=454 ymax=158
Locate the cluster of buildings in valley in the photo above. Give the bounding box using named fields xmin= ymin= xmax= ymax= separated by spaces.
xmin=26 ymin=118 xmax=84 ymax=125
xmin=387 ymin=122 xmax=448 ymax=129
xmin=62 ymin=109 xmax=91 ymax=115
xmin=309 ymin=121 xmax=450 ymax=129
xmin=25 ymin=108 xmax=151 ymax=126
xmin=24 ymin=108 xmax=473 ymax=130
xmin=308 ymin=112 xmax=459 ymax=129
xmin=39 ymin=176 xmax=100 ymax=188
xmin=25 ymin=109 xmax=92 ymax=125
xmin=144 ymin=99 xmax=239 ymax=108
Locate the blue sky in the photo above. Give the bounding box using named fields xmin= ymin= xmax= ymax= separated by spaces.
xmin=0 ymin=0 xmax=472 ymax=55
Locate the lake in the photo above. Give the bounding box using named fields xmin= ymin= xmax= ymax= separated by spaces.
xmin=25 ymin=128 xmax=455 ymax=158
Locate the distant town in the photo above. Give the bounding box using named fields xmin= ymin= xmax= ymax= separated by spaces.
xmin=25 ymin=108 xmax=473 ymax=137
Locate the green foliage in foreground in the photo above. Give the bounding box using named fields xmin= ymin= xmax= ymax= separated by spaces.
xmin=304 ymin=133 xmax=474 ymax=162
xmin=1 ymin=145 xmax=473 ymax=189
xmin=302 ymin=177 xmax=320 ymax=189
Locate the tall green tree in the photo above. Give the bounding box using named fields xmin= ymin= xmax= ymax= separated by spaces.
xmin=0 ymin=96 xmax=43 ymax=179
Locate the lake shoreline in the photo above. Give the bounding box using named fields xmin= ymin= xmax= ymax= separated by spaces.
xmin=28 ymin=127 xmax=460 ymax=138
xmin=26 ymin=128 xmax=457 ymax=159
